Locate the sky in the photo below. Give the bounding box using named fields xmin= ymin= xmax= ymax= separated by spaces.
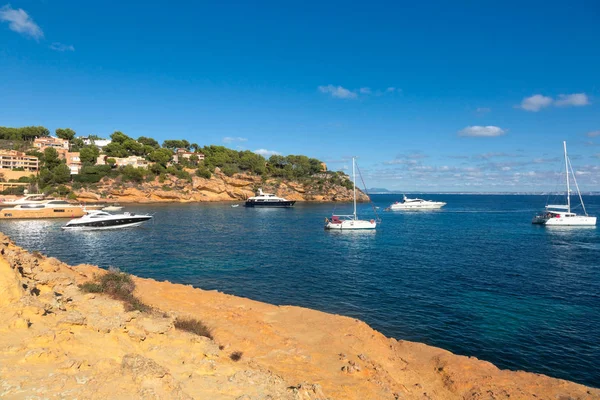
xmin=1 ymin=1 xmax=599 ymax=192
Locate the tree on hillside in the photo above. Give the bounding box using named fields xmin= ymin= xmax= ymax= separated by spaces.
xmin=103 ymin=142 xmax=128 ymax=158
xmin=138 ymin=136 xmax=160 ymax=149
xmin=0 ymin=126 xmax=50 ymax=141
xmin=148 ymin=148 xmax=173 ymax=167
xmin=110 ymin=131 xmax=131 ymax=144
xmin=43 ymin=148 xmax=62 ymax=170
xmin=55 ymin=128 xmax=76 ymax=141
xmin=123 ymin=139 xmax=145 ymax=156
xmin=163 ymin=139 xmax=190 ymax=150
xmin=191 ymin=143 xmax=199 ymax=152
xmin=51 ymin=164 xmax=72 ymax=184
xmin=80 ymin=146 xmax=100 ymax=164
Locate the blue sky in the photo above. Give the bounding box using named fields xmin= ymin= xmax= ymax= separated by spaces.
xmin=1 ymin=1 xmax=599 ymax=191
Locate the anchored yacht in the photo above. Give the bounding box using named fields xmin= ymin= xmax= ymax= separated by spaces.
xmin=532 ymin=141 xmax=596 ymax=227
xmin=389 ymin=195 xmax=446 ymax=210
xmin=62 ymin=210 xmax=153 ymax=230
xmin=245 ymin=189 xmax=296 ymax=207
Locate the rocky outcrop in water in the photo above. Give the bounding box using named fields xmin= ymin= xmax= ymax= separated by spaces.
xmin=0 ymin=234 xmax=598 ymax=399
xmin=74 ymin=168 xmax=368 ymax=203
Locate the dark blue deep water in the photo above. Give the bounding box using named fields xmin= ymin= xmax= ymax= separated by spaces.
xmin=1 ymin=194 xmax=599 ymax=388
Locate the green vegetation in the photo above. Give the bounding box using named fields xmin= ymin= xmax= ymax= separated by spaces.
xmin=1 ymin=125 xmax=351 ymax=196
xmin=79 ymin=270 xmax=151 ymax=312
xmin=174 ymin=318 xmax=213 ymax=339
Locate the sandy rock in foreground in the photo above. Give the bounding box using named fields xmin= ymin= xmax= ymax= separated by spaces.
xmin=0 ymin=234 xmax=597 ymax=399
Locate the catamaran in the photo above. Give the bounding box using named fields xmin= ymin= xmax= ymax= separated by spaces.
xmin=532 ymin=141 xmax=596 ymax=227
xmin=325 ymin=157 xmax=378 ymax=230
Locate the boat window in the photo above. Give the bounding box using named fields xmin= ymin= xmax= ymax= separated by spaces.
xmin=53 ymin=209 xmax=65 ymax=212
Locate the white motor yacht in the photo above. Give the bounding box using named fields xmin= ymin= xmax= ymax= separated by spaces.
xmin=389 ymin=195 xmax=446 ymax=210
xmin=62 ymin=210 xmax=153 ymax=230
xmin=532 ymin=141 xmax=596 ymax=227
xmin=245 ymin=189 xmax=296 ymax=207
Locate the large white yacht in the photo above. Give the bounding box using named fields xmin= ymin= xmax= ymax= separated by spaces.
xmin=389 ymin=195 xmax=446 ymax=210
xmin=62 ymin=210 xmax=153 ymax=230
xmin=0 ymin=199 xmax=86 ymax=219
xmin=532 ymin=141 xmax=596 ymax=227
xmin=244 ymin=189 xmax=296 ymax=207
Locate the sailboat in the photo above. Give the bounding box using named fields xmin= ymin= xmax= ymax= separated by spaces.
xmin=325 ymin=157 xmax=377 ymax=230
xmin=532 ymin=141 xmax=596 ymax=226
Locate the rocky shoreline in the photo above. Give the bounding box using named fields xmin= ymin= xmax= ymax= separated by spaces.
xmin=73 ymin=169 xmax=369 ymax=204
xmin=0 ymin=234 xmax=597 ymax=399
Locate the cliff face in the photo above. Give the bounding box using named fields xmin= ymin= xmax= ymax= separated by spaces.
xmin=74 ymin=169 xmax=368 ymax=203
xmin=0 ymin=234 xmax=598 ymax=399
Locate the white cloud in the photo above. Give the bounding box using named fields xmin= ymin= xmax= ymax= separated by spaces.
xmin=386 ymin=87 xmax=396 ymax=93
xmin=519 ymin=94 xmax=553 ymax=112
xmin=458 ymin=126 xmax=506 ymax=137
xmin=0 ymin=5 xmax=43 ymax=40
xmin=554 ymin=93 xmax=590 ymax=107
xmin=519 ymin=93 xmax=590 ymax=111
xmin=50 ymin=42 xmax=74 ymax=52
xmin=254 ymin=149 xmax=281 ymax=157
xmin=587 ymin=130 xmax=600 ymax=137
xmin=359 ymin=87 xmax=371 ymax=94
xmin=318 ymin=85 xmax=357 ymax=99
xmin=223 ymin=136 xmax=247 ymax=144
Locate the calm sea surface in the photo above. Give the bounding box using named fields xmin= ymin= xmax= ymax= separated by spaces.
xmin=1 ymin=194 xmax=599 ymax=387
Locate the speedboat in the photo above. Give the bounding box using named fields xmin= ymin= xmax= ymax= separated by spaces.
xmin=532 ymin=141 xmax=596 ymax=227
xmin=245 ymin=189 xmax=295 ymax=207
xmin=62 ymin=210 xmax=153 ymax=230
xmin=389 ymin=195 xmax=446 ymax=210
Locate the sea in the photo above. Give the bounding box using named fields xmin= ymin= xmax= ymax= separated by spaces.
xmin=1 ymin=194 xmax=599 ymax=388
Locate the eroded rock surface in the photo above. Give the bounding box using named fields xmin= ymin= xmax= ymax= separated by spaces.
xmin=0 ymin=234 xmax=597 ymax=399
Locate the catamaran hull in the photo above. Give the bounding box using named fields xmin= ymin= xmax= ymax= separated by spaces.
xmin=533 ymin=216 xmax=597 ymax=226
xmin=325 ymin=220 xmax=377 ymax=230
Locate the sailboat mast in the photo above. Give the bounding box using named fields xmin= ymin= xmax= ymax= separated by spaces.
xmin=352 ymin=157 xmax=357 ymax=220
xmin=564 ymin=141 xmax=570 ymax=213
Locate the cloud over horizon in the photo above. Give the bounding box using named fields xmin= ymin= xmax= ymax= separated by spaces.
xmin=223 ymin=136 xmax=247 ymax=144
xmin=0 ymin=5 xmax=44 ymax=40
xmin=318 ymin=85 xmax=357 ymax=99
xmin=458 ymin=126 xmax=506 ymax=137
xmin=519 ymin=93 xmax=590 ymax=112
xmin=254 ymin=149 xmax=281 ymax=157
xmin=50 ymin=42 xmax=74 ymax=52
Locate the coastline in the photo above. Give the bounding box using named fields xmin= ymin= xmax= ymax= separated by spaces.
xmin=0 ymin=234 xmax=597 ymax=399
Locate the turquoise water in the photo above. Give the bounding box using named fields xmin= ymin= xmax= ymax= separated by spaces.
xmin=1 ymin=194 xmax=599 ymax=388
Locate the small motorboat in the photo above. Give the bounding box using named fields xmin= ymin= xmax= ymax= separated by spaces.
xmin=231 ymin=204 xmax=239 ymax=208
xmin=62 ymin=210 xmax=152 ymax=230
xmin=245 ymin=189 xmax=295 ymax=207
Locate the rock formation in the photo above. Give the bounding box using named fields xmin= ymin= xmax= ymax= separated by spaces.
xmin=0 ymin=234 xmax=597 ymax=399
xmin=73 ymin=168 xmax=369 ymax=204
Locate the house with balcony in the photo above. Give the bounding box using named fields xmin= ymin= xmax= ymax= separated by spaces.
xmin=173 ymin=148 xmax=204 ymax=165
xmin=0 ymin=150 xmax=39 ymax=171
xmin=97 ymin=155 xmax=149 ymax=169
xmin=33 ymin=136 xmax=70 ymax=151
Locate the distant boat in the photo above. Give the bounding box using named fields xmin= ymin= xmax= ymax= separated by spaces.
xmin=102 ymin=205 xmax=123 ymax=212
xmin=231 ymin=204 xmax=239 ymax=208
xmin=245 ymin=189 xmax=296 ymax=208
xmin=325 ymin=157 xmax=377 ymax=230
xmin=532 ymin=141 xmax=596 ymax=226
xmin=389 ymin=195 xmax=446 ymax=210
xmin=62 ymin=210 xmax=153 ymax=230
